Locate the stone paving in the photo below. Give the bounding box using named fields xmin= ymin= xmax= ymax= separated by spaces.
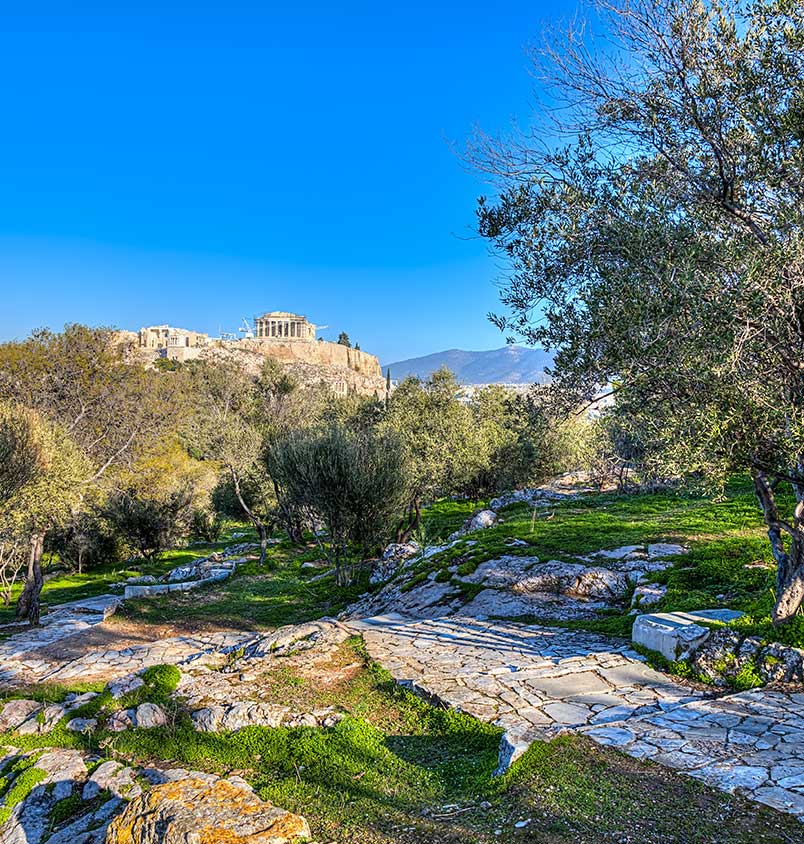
xmin=0 ymin=593 xmax=252 ymax=685
xmin=349 ymin=614 xmax=804 ymax=820
xmin=3 ymin=592 xmax=804 ymax=823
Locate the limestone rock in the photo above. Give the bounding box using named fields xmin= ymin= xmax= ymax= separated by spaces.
xmin=0 ymin=699 xmax=41 ymax=731
xmin=691 ymin=628 xmax=744 ymax=685
xmin=107 ymin=709 xmax=136 ymax=732
xmin=65 ymin=717 xmax=98 ymax=733
xmin=632 ymin=609 xmax=743 ymax=662
xmin=461 ymin=555 xmax=539 ymax=588
xmin=631 ymin=613 xmax=711 ymax=662
xmin=647 ymin=543 xmax=688 ymax=559
xmin=108 ymin=673 xmax=145 ymax=699
xmin=630 ymin=583 xmax=667 ymax=611
xmin=17 ymin=703 xmax=67 ymax=735
xmin=104 ymin=777 xmax=310 ymax=844
xmin=83 ymin=760 xmax=142 ymax=800
xmin=370 ymin=542 xmax=420 ymax=585
xmin=134 ymin=702 xmax=168 ymax=728
xmin=591 ymin=545 xmax=645 ymax=561
xmin=448 ymin=509 xmax=497 ymax=541
xmin=382 ymin=542 xmax=419 ymax=563
xmin=192 ymin=705 xmax=226 ymax=732
xmin=513 ymin=561 xmax=630 ymax=601
xmin=758 ymin=642 xmax=804 ymax=684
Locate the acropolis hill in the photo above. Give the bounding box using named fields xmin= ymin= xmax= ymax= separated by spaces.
xmin=120 ymin=311 xmax=385 ymax=397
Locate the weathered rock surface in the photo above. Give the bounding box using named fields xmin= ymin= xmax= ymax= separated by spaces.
xmin=0 ymin=747 xmax=308 ymax=844
xmin=631 ymin=583 xmax=667 ymax=611
xmin=347 ymin=535 xmax=688 ymax=623
xmin=448 ymin=509 xmax=497 ymax=541
xmin=104 ymin=777 xmax=310 ymax=844
xmin=370 ymin=542 xmax=420 ymax=584
xmin=513 ymin=561 xmax=630 ymax=601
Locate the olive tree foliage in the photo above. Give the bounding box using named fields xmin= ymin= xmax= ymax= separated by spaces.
xmin=0 ymin=325 xmax=179 ymax=622
xmin=378 ymin=369 xmax=489 ymax=541
xmin=469 ymin=386 xmax=576 ymax=496
xmin=0 ymin=403 xmax=89 ymax=623
xmin=268 ymin=425 xmax=409 ymax=586
xmin=185 ymin=357 xmax=275 ymax=563
xmin=103 ymin=486 xmax=194 ymax=561
xmin=186 ymin=356 xmax=327 ymax=559
xmin=471 ymin=0 xmax=804 ymax=623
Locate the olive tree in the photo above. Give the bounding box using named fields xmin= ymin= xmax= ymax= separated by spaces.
xmin=0 ymin=326 xmax=177 ymax=622
xmin=268 ymin=425 xmax=409 ymax=585
xmin=0 ymin=403 xmax=89 ymax=624
xmin=379 ymin=368 xmax=490 ymax=541
xmin=472 ymin=0 xmax=804 ymax=623
xmin=103 ymin=486 xmax=194 ymax=561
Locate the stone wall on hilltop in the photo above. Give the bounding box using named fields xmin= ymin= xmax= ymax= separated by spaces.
xmin=240 ymin=337 xmax=382 ymax=379
xmin=133 ymin=338 xmax=385 ymax=397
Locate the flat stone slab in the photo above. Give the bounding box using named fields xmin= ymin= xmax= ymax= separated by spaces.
xmin=349 ymin=614 xmax=804 ymax=821
xmin=632 ymin=609 xmax=743 ymax=662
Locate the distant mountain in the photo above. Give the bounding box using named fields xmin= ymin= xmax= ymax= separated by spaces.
xmin=383 ymin=346 xmax=553 ymax=385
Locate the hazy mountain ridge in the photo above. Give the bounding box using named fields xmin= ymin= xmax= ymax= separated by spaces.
xmin=384 ymin=346 xmax=553 ymax=385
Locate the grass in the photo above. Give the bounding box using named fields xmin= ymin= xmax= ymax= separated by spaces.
xmin=1 ymin=479 xmax=802 ymax=841
xmin=393 ymin=478 xmax=800 ymax=648
xmin=2 ymin=640 xmax=794 ymax=844
xmin=0 ymin=523 xmax=254 ymax=626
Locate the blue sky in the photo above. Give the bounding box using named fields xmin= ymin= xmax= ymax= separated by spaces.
xmin=0 ymin=1 xmax=578 ymax=362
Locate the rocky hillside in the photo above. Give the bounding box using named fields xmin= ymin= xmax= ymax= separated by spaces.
xmin=384 ymin=345 xmax=553 ymax=385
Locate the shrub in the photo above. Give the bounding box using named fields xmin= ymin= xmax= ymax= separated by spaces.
xmin=103 ymin=486 xmax=194 ymax=560
xmin=268 ymin=425 xmax=409 ymax=585
xmin=189 ymin=507 xmax=223 ymax=544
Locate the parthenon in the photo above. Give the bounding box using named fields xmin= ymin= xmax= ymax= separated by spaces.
xmin=254 ymin=311 xmax=316 ymax=341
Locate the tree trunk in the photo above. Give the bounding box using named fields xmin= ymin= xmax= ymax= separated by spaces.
xmin=395 ymin=499 xmax=421 ymax=544
xmin=230 ymin=466 xmax=268 ymax=566
xmin=257 ymin=523 xmax=269 ymax=566
xmin=16 ymin=531 xmax=45 ymax=626
xmin=753 ymin=470 xmax=804 ymax=625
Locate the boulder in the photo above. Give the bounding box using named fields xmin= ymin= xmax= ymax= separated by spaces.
xmin=382 ymin=542 xmax=420 ymax=562
xmin=758 ymin=642 xmax=804 ymax=684
xmin=134 ymin=703 xmax=168 ymax=728
xmin=83 ymin=760 xmax=142 ymax=800
xmin=449 ymin=509 xmax=497 ymax=541
xmin=107 ymin=709 xmax=136 ymax=732
xmin=104 ymin=777 xmax=310 ymax=844
xmin=0 ymin=699 xmax=42 ymax=731
xmin=630 ymin=583 xmax=667 ymax=611
xmin=17 ymin=703 xmax=67 ymax=734
xmin=513 ymin=561 xmax=630 ymax=601
xmin=690 ymin=628 xmax=744 ymax=685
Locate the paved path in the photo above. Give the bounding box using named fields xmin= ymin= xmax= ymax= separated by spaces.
xmin=350 ymin=614 xmax=804 ymax=820
xmin=0 ymin=594 xmax=251 ymax=685
xmin=3 ymin=598 xmax=804 ymax=821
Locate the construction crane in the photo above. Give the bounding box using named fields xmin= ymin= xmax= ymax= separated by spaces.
xmin=237 ymin=317 xmax=254 ymax=339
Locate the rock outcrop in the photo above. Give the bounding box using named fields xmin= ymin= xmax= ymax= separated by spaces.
xmin=0 ymin=747 xmax=309 ymax=844
xmin=105 ymin=777 xmax=310 ymax=844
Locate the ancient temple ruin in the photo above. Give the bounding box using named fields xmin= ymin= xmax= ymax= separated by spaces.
xmin=138 ymin=325 xmax=208 ymax=350
xmin=253 ymin=311 xmax=316 ymax=341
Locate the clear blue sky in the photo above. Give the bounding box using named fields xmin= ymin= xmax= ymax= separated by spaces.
xmin=0 ymin=1 xmax=577 ymax=363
